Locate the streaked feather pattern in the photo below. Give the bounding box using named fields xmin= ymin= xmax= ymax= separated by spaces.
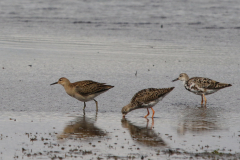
xmin=187 ymin=77 xmax=231 ymax=90
xmin=172 ymin=73 xmax=232 ymax=105
xmin=130 ymin=87 xmax=175 ymax=109
xmin=121 ymin=87 xmax=174 ymax=117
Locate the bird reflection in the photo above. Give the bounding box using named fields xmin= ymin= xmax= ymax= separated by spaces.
xmin=59 ymin=112 xmax=106 ymax=139
xmin=121 ymin=118 xmax=166 ymax=147
xmin=177 ymin=107 xmax=225 ymax=135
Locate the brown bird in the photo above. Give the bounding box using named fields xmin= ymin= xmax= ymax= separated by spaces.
xmin=122 ymin=87 xmax=174 ymax=118
xmin=172 ymin=73 xmax=232 ymax=106
xmin=51 ymin=77 xmax=114 ymax=111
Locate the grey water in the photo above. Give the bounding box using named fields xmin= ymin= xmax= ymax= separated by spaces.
xmin=0 ymin=0 xmax=240 ymax=159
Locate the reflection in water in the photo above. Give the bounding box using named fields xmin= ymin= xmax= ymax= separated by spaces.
xmin=59 ymin=112 xmax=106 ymax=139
xmin=177 ymin=107 xmax=225 ymax=135
xmin=121 ymin=118 xmax=166 ymax=147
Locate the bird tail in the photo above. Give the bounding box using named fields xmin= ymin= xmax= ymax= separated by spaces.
xmin=161 ymin=87 xmax=175 ymax=95
xmin=166 ymin=87 xmax=175 ymax=92
xmin=105 ymin=85 xmax=114 ymax=89
xmin=215 ymin=83 xmax=232 ymax=89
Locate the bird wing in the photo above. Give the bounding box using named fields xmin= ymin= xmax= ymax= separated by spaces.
xmin=74 ymin=80 xmax=112 ymax=96
xmin=131 ymin=88 xmax=174 ymax=106
xmin=188 ymin=77 xmax=228 ymax=89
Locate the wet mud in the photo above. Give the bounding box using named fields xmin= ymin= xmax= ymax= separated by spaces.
xmin=1 ymin=0 xmax=240 ymax=159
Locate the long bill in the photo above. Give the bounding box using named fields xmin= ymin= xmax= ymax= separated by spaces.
xmin=50 ymin=82 xmax=58 ymax=85
xmin=172 ymin=78 xmax=179 ymax=82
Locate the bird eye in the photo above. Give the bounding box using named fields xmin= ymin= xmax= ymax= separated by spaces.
xmin=59 ymin=79 xmax=62 ymax=81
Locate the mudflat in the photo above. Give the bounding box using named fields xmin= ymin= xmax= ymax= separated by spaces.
xmin=0 ymin=0 xmax=240 ymax=159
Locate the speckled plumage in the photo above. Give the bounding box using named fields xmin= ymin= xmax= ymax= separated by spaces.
xmin=172 ymin=73 xmax=232 ymax=106
xmin=122 ymin=87 xmax=174 ymax=118
xmin=51 ymin=77 xmax=114 ymax=111
xmin=185 ymin=77 xmax=231 ymax=92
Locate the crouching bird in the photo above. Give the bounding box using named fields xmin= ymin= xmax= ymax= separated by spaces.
xmin=122 ymin=87 xmax=174 ymax=118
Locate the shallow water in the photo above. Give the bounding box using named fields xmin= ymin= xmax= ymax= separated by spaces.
xmin=1 ymin=0 xmax=240 ymax=159
xmin=0 ymin=111 xmax=239 ymax=159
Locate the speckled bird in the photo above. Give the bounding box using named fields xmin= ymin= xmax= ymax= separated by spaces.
xmin=172 ymin=73 xmax=232 ymax=106
xmin=122 ymin=87 xmax=175 ymax=118
xmin=51 ymin=77 xmax=114 ymax=111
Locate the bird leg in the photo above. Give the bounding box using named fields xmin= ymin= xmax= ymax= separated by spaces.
xmin=203 ymin=94 xmax=207 ymax=106
xmin=93 ymin=99 xmax=98 ymax=111
xmin=144 ymin=108 xmax=150 ymax=118
xmin=145 ymin=118 xmax=149 ymax=128
xmin=151 ymin=118 xmax=154 ymax=129
xmin=83 ymin=102 xmax=86 ymax=110
xmin=151 ymin=107 xmax=155 ymax=119
xmin=201 ymin=95 xmax=203 ymax=105
xmin=95 ymin=110 xmax=98 ymax=121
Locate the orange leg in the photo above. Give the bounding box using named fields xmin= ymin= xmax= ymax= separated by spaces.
xmin=144 ymin=108 xmax=150 ymax=118
xmin=151 ymin=107 xmax=155 ymax=119
xmin=203 ymin=94 xmax=207 ymax=106
xmin=151 ymin=118 xmax=154 ymax=129
xmin=145 ymin=118 xmax=149 ymax=127
xmin=201 ymin=95 xmax=203 ymax=105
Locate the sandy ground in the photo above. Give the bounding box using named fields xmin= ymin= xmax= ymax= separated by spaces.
xmin=0 ymin=0 xmax=240 ymax=159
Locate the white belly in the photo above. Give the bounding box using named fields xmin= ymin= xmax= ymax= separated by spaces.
xmin=185 ymin=84 xmax=219 ymax=95
xmin=73 ymin=93 xmax=94 ymax=102
xmin=204 ymin=89 xmax=219 ymax=95
xmin=141 ymin=97 xmax=163 ymax=108
xmin=72 ymin=92 xmax=103 ymax=102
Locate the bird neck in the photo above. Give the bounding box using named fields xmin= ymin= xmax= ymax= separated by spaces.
xmin=124 ymin=104 xmax=133 ymax=112
xmin=183 ymin=75 xmax=189 ymax=85
xmin=63 ymin=83 xmax=74 ymax=95
xmin=184 ymin=75 xmax=190 ymax=81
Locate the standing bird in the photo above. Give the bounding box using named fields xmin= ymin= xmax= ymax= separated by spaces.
xmin=122 ymin=87 xmax=174 ymax=118
xmin=172 ymin=73 xmax=232 ymax=106
xmin=51 ymin=77 xmax=114 ymax=111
